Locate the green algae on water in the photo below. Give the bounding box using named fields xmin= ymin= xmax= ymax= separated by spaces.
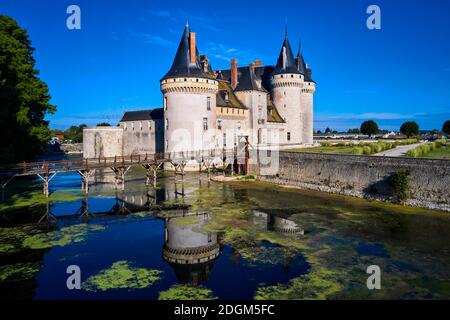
xmin=0 ymin=189 xmax=83 ymax=212
xmin=0 ymin=262 xmax=40 ymax=283
xmin=255 ymin=268 xmax=343 ymax=300
xmin=22 ymin=224 xmax=105 ymax=250
xmin=158 ymin=284 xmax=217 ymax=300
xmin=83 ymin=261 xmax=163 ymax=292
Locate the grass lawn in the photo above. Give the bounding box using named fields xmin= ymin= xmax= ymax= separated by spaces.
xmin=287 ymin=146 xmax=357 ymax=154
xmin=420 ymin=146 xmax=450 ymax=159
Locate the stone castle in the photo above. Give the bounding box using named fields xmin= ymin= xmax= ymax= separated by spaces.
xmin=84 ymin=24 xmax=315 ymax=159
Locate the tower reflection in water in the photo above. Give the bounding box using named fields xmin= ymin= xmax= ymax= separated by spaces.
xmin=162 ymin=213 xmax=220 ymax=286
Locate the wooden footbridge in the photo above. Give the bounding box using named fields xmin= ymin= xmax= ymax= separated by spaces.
xmin=0 ymin=147 xmax=250 ymax=199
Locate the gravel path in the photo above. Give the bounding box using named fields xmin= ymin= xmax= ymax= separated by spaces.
xmin=373 ymin=143 xmax=424 ymax=157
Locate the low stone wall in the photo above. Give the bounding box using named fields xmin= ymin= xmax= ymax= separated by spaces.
xmin=60 ymin=143 xmax=83 ymax=154
xmin=253 ymin=152 xmax=450 ymax=212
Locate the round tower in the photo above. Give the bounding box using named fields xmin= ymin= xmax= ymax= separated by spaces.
xmin=301 ymin=78 xmax=316 ymax=145
xmin=160 ymin=24 xmax=218 ymax=154
xmin=163 ymin=213 xmax=220 ymax=266
xmin=297 ymin=48 xmax=316 ymax=146
xmin=271 ymin=32 xmax=304 ymax=145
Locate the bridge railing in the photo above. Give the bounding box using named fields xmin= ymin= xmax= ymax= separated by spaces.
xmin=0 ymin=148 xmax=247 ymax=176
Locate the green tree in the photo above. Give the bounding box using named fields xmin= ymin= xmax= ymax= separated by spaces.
xmin=96 ymin=122 xmax=111 ymax=126
xmin=443 ymin=120 xmax=450 ymax=136
xmin=400 ymin=121 xmax=419 ymax=138
xmin=64 ymin=124 xmax=86 ymax=143
xmin=360 ymin=120 xmax=379 ymax=138
xmin=0 ymin=15 xmax=56 ymax=164
xmin=324 ymin=127 xmax=332 ymax=134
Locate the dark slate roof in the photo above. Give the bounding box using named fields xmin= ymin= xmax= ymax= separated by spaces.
xmin=218 ymin=66 xmax=273 ymax=93
xmin=273 ymin=32 xmax=300 ymax=75
xmin=296 ymin=49 xmax=307 ymax=75
xmin=120 ymin=108 xmax=164 ymax=122
xmin=234 ymin=66 xmax=268 ymax=92
xmin=161 ymin=25 xmax=209 ymax=80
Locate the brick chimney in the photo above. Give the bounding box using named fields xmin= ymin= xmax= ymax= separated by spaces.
xmin=189 ymin=32 xmax=196 ymax=64
xmin=231 ymin=58 xmax=238 ymax=89
xmin=254 ymin=59 xmax=262 ymax=67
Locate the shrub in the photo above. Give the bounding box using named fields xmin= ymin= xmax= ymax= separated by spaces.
xmin=320 ymin=141 xmax=332 ymax=147
xmin=351 ymin=147 xmax=364 ymax=155
xmin=362 ymin=146 xmax=372 ymax=155
xmin=391 ymin=171 xmax=410 ymax=202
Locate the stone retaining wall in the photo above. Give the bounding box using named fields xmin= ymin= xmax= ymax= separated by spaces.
xmin=252 ymin=152 xmax=450 ymax=211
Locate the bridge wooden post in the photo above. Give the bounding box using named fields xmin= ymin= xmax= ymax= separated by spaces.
xmin=37 ymin=167 xmax=57 ymax=198
xmin=111 ymin=166 xmax=131 ymax=191
xmin=77 ymin=169 xmax=95 ymax=195
xmin=143 ymin=163 xmax=162 ymax=187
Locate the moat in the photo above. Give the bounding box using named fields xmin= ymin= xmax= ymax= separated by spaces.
xmin=1 ymin=162 xmax=450 ymax=299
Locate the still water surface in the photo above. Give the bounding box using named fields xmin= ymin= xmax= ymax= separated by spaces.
xmin=1 ymin=166 xmax=449 ymax=300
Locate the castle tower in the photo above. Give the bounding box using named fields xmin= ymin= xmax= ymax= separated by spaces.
xmin=297 ymin=47 xmax=316 ymax=145
xmin=271 ymin=31 xmax=315 ymax=145
xmin=160 ymin=24 xmax=218 ymax=153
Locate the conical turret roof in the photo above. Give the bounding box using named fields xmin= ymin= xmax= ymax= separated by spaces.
xmin=161 ymin=24 xmax=209 ymax=80
xmin=273 ymin=31 xmax=300 ymax=75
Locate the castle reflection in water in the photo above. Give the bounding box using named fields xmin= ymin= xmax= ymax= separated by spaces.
xmin=84 ymin=174 xmax=305 ymax=286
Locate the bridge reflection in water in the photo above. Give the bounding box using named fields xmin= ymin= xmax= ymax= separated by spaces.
xmin=33 ymin=174 xmax=304 ymax=286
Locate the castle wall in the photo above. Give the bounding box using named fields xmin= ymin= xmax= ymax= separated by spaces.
xmin=235 ymin=91 xmax=268 ymax=145
xmin=120 ymin=120 xmax=156 ymax=155
xmin=83 ymin=127 xmax=123 ymax=158
xmin=252 ymin=152 xmax=450 ymax=211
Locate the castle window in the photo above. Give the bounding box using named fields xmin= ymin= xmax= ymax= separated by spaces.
xmin=164 ymin=96 xmax=167 ymax=111
xmin=291 ymin=75 xmax=294 ymax=78
xmin=196 ymin=79 xmax=199 ymax=82
xmin=284 ymin=104 xmax=286 ymax=108
xmin=287 ymin=132 xmax=291 ymax=141
xmin=140 ymin=121 xmax=142 ymax=130
xmin=132 ymin=122 xmax=134 ymax=131
xmin=184 ymin=78 xmax=187 ymax=81
xmin=124 ymin=123 xmax=127 ymax=131
xmin=223 ymin=133 xmax=227 ymax=147
xmin=207 ymin=97 xmax=211 ymax=111
xmin=237 ymin=121 xmax=241 ymax=130
xmin=166 ymin=118 xmax=169 ymax=130
xmin=281 ymin=75 xmax=284 ymax=78
xmin=148 ymin=121 xmax=151 ymax=130
xmin=217 ymin=120 xmax=222 ymax=130
xmin=203 ymin=117 xmax=208 ymax=131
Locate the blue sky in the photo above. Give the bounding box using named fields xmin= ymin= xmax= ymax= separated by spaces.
xmin=1 ymin=0 xmax=450 ymax=131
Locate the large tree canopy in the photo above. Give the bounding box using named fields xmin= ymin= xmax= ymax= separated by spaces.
xmin=0 ymin=15 xmax=56 ymax=164
xmin=443 ymin=120 xmax=450 ymax=136
xmin=400 ymin=121 xmax=419 ymax=138
xmin=360 ymin=120 xmax=379 ymax=138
